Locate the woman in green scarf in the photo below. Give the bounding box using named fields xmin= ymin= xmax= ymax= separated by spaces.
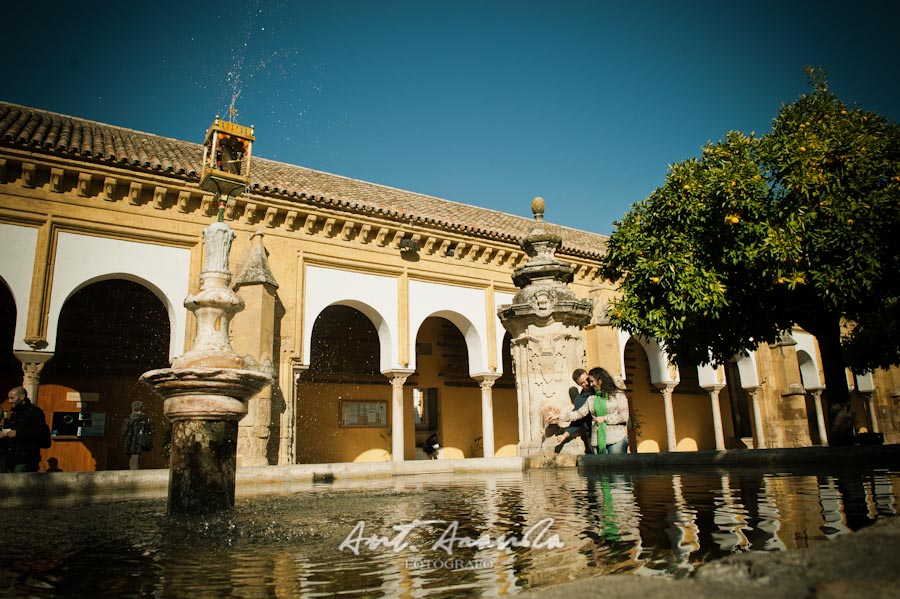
xmin=560 ymin=367 xmax=630 ymax=454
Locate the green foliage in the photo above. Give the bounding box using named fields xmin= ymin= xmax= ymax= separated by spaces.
xmin=602 ymin=67 xmax=900 ymax=376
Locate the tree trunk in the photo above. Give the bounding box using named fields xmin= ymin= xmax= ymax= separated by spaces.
xmin=801 ymin=315 xmax=854 ymax=446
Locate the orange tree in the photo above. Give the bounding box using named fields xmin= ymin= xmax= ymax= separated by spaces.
xmin=600 ymin=69 xmax=900 ymax=445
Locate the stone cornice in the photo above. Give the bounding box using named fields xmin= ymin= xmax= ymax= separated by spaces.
xmin=0 ymin=148 xmax=605 ymax=285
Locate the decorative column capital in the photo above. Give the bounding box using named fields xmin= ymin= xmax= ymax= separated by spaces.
xmin=382 ymin=369 xmax=415 ymax=389
xmin=701 ymin=383 xmax=726 ymax=395
xmin=654 ymin=381 xmax=678 ymax=397
xmin=472 ymin=372 xmax=501 ymax=390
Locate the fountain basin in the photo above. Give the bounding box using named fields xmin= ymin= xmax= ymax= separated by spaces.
xmin=141 ymin=367 xmax=270 ymax=421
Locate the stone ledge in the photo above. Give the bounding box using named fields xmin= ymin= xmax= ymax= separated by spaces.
xmin=519 ymin=514 xmax=900 ymax=599
xmin=0 ymin=457 xmax=525 ymax=500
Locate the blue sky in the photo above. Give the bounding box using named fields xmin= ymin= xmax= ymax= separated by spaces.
xmin=3 ymin=0 xmax=898 ymax=236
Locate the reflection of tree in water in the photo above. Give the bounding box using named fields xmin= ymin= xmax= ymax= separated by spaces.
xmin=580 ymin=473 xmax=643 ymax=573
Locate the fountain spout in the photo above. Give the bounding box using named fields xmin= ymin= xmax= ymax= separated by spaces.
xmin=141 ymin=117 xmax=269 ymax=513
xmin=141 ymin=218 xmax=271 ymax=513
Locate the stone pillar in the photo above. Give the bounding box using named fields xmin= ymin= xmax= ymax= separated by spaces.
xmin=863 ymin=392 xmax=880 ymax=434
xmin=810 ymin=388 xmax=828 ymax=446
xmin=497 ymin=198 xmax=593 ymax=458
xmin=233 ymin=231 xmax=280 ymax=467
xmin=704 ymin=384 xmax=726 ymax=450
xmin=473 ymin=373 xmax=501 ymax=458
xmin=384 ymin=369 xmax=414 ymax=461
xmin=747 ymin=387 xmax=766 ymax=449
xmin=13 ymin=351 xmax=54 ymax=407
xmin=656 ymin=382 xmax=678 ymax=452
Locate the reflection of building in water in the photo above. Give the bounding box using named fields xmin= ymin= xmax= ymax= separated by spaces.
xmin=871 ymin=472 xmax=897 ymax=517
xmin=818 ymin=475 xmax=851 ymax=539
xmin=711 ymin=474 xmax=750 ymax=552
xmin=664 ymin=474 xmax=700 ymax=575
xmin=756 ymin=477 xmax=788 ymax=550
xmin=476 ymin=476 xmax=522 ymax=595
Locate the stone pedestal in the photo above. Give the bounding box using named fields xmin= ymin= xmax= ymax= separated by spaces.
xmin=169 ymin=419 xmax=239 ymax=513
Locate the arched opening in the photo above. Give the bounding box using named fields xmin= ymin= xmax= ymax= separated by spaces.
xmin=297 ymin=304 xmax=387 ymax=464
xmin=39 ymin=279 xmax=170 ymax=472
xmin=672 ymin=360 xmax=718 ymax=451
xmin=624 ymin=338 xmax=661 ymax=453
xmin=414 ymin=316 xmax=479 ymax=459
xmin=725 ymin=359 xmax=753 ymax=446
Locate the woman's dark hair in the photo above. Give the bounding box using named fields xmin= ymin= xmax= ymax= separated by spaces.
xmin=588 ymin=367 xmax=618 ymax=394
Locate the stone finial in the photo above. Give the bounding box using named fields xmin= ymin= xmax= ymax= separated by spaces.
xmin=235 ymin=230 xmax=279 ymax=289
xmin=531 ymin=197 xmax=545 ymax=222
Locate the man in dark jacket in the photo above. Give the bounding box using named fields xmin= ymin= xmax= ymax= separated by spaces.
xmin=122 ymin=401 xmax=154 ymax=470
xmin=568 ymin=369 xmax=595 ymax=454
xmin=1 ymin=386 xmax=48 ymax=472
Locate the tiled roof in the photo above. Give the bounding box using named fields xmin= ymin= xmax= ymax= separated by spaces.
xmin=0 ymin=101 xmax=607 ymax=257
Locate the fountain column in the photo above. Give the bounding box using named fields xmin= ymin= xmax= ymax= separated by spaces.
xmin=497 ymin=198 xmax=593 ymax=458
xmin=141 ymin=220 xmax=271 ymax=513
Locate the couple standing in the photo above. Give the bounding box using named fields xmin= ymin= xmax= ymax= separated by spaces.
xmin=555 ymin=367 xmax=630 ymax=455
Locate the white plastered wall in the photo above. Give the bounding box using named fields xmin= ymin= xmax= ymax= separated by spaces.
xmin=45 ymin=232 xmax=190 ymax=358
xmin=0 ymin=223 xmax=39 ymax=351
xmin=303 ymin=265 xmax=399 ymax=371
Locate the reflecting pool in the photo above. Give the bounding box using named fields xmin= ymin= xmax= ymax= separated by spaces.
xmin=1 ymin=466 xmax=897 ymax=598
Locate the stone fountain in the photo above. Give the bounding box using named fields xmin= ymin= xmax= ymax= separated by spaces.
xmin=497 ymin=197 xmax=593 ymax=459
xmin=140 ymin=115 xmax=270 ymax=513
xmin=141 ymin=219 xmax=271 ymax=513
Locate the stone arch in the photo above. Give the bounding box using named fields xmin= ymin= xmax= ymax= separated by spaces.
xmin=408 ymin=280 xmax=492 ymax=374
xmin=44 ymin=233 xmax=189 ymax=358
xmin=57 ymin=273 xmax=179 ymax=357
xmin=421 ymin=309 xmax=484 ymax=376
xmin=302 ymin=266 xmax=398 ymax=371
xmin=297 ymin=303 xmax=387 ymax=464
xmin=793 ymin=332 xmax=823 ymax=389
xmin=39 ymin=278 xmax=170 ymax=471
xmin=617 ymin=330 xmax=676 ymax=385
xmin=331 ymin=299 xmax=393 ymax=373
xmin=623 ymin=337 xmax=663 ymax=452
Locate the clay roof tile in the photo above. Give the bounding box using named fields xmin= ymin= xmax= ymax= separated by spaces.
xmin=0 ymin=101 xmax=608 ymax=257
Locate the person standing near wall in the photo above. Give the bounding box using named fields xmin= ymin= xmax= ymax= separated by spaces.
xmin=0 ymin=386 xmax=50 ymax=472
xmin=122 ymin=401 xmax=155 ymax=470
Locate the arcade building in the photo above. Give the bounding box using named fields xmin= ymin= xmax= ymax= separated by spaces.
xmin=0 ymin=100 xmax=897 ymax=472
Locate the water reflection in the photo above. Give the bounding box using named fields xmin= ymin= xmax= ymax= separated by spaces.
xmin=1 ymin=468 xmax=897 ymax=598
